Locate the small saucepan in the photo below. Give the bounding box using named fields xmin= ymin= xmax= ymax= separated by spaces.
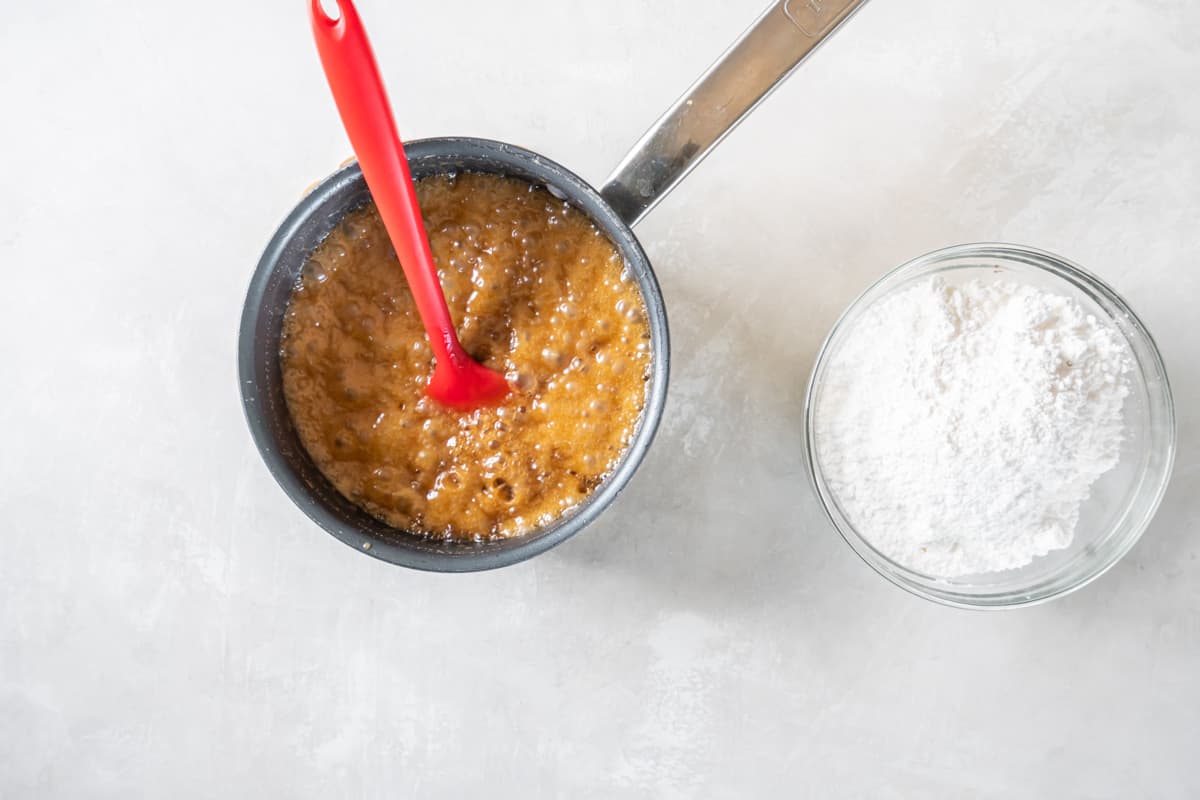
xmin=239 ymin=0 xmax=870 ymax=571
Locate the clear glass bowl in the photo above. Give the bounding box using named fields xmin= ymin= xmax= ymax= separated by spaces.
xmin=803 ymin=244 xmax=1176 ymax=609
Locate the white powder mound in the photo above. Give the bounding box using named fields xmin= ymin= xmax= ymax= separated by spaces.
xmin=814 ymin=277 xmax=1133 ymax=577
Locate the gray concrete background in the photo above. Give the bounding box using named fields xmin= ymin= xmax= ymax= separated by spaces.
xmin=2 ymin=0 xmax=1197 ymax=796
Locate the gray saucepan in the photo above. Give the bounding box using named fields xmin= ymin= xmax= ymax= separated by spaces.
xmin=238 ymin=0 xmax=869 ymax=570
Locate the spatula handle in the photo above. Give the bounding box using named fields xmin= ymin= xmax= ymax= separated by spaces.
xmin=309 ymin=0 xmax=462 ymax=366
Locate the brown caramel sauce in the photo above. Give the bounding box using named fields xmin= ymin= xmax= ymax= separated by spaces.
xmin=281 ymin=172 xmax=651 ymax=541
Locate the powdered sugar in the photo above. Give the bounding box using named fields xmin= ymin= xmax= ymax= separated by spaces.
xmin=814 ymin=276 xmax=1132 ymax=577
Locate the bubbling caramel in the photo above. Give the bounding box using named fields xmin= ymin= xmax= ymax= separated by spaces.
xmin=280 ymin=172 xmax=651 ymax=541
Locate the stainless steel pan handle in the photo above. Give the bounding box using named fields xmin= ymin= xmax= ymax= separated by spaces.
xmin=601 ymin=0 xmax=870 ymax=226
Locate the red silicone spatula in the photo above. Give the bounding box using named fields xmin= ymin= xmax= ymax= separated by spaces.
xmin=309 ymin=0 xmax=509 ymax=408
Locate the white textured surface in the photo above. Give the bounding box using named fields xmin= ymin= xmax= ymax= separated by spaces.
xmin=2 ymin=1 xmax=1198 ymax=797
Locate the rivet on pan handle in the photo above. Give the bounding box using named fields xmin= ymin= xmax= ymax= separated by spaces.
xmin=600 ymin=0 xmax=870 ymax=227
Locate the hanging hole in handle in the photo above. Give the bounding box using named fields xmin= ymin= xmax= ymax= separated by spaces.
xmin=314 ymin=0 xmax=343 ymax=26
